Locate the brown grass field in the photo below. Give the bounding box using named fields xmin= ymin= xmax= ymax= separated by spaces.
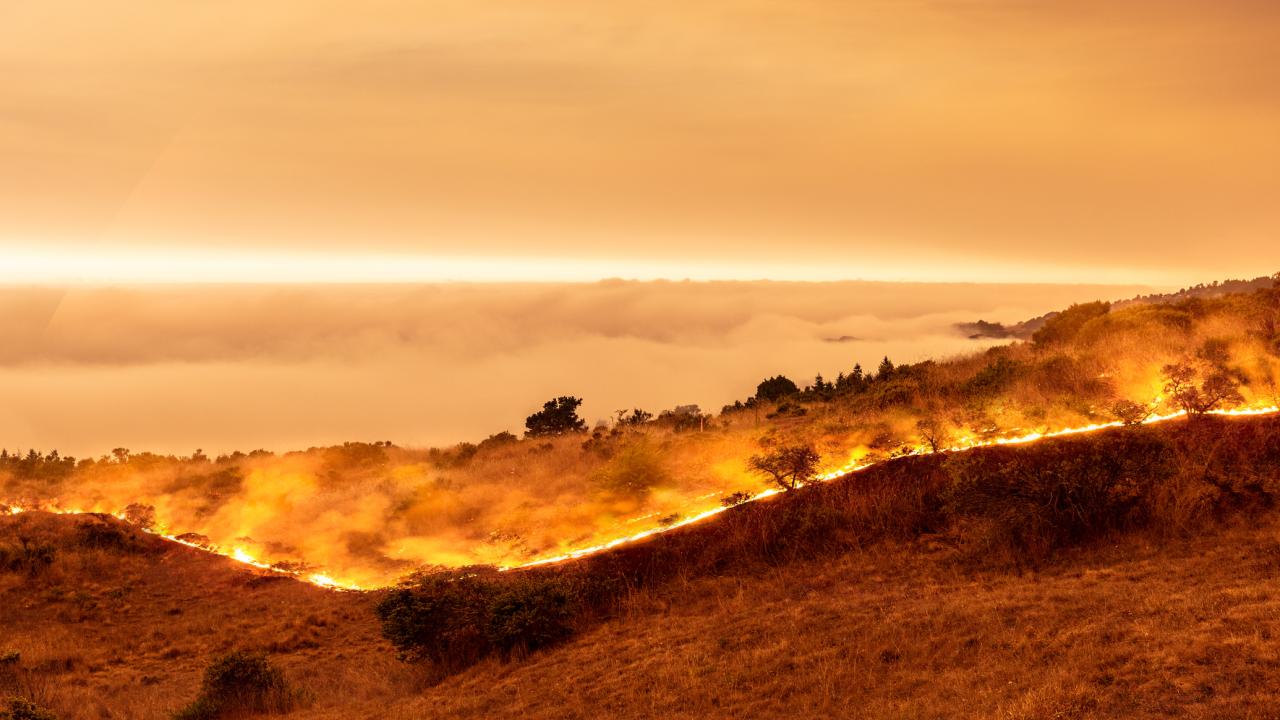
xmin=8 ymin=413 xmax=1280 ymax=720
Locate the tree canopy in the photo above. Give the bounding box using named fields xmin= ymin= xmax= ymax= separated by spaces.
xmin=524 ymin=397 xmax=588 ymax=437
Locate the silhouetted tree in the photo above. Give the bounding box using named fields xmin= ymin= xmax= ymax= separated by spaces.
xmin=876 ymin=356 xmax=895 ymax=380
xmin=755 ymin=375 xmax=799 ymax=402
xmin=524 ymin=397 xmax=587 ymax=437
xmin=747 ymin=445 xmax=821 ymax=491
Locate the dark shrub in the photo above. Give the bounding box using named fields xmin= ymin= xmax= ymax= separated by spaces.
xmin=942 ymin=432 xmax=1176 ymax=561
xmin=375 ymin=576 xmax=492 ymax=668
xmin=485 ymin=578 xmax=577 ymax=658
xmin=173 ymin=651 xmax=293 ymax=720
xmin=377 ymin=573 xmax=583 ymax=668
xmin=76 ymin=519 xmax=133 ymax=551
xmin=755 ymin=376 xmax=799 ymax=402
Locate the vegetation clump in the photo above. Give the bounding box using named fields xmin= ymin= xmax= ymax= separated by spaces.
xmin=524 ymin=396 xmax=587 ymax=437
xmin=376 ymin=573 xmax=583 ymax=669
xmin=172 ymin=651 xmax=295 ymax=720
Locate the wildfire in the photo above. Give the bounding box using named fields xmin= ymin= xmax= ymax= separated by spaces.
xmin=4 ymin=403 xmax=1278 ymax=587
xmin=0 ymin=502 xmax=365 ymax=591
xmin=505 ymin=402 xmax=1280 ymax=570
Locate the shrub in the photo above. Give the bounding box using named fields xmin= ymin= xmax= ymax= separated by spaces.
xmin=375 ymin=575 xmax=492 ymax=668
xmin=76 ymin=519 xmax=134 ymax=551
xmin=942 ymin=432 xmax=1176 ymax=562
xmin=173 ymin=651 xmax=294 ymax=720
xmin=484 ymin=578 xmax=577 ymax=658
xmin=377 ymin=573 xmax=583 ymax=668
xmin=1 ymin=698 xmax=57 ymax=720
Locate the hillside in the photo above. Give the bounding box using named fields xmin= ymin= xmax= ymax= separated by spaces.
xmin=958 ymin=273 xmax=1278 ymax=339
xmin=0 ymin=512 xmax=397 ymax=718
xmin=7 ymin=412 xmax=1280 ymax=718
xmin=5 ymin=279 xmax=1280 ymax=718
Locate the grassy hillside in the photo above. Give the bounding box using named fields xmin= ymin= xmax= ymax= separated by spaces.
xmin=4 ymin=279 xmax=1280 ymax=718
xmin=7 ymin=415 xmax=1280 ymax=718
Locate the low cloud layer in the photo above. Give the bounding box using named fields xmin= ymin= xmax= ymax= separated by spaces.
xmin=0 ymin=281 xmax=1145 ymax=456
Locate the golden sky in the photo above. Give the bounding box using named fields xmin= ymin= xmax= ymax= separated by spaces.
xmin=2 ymin=0 xmax=1278 ymax=283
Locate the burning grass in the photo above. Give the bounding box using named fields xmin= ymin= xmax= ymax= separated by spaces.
xmin=381 ymin=413 xmax=1280 ymax=675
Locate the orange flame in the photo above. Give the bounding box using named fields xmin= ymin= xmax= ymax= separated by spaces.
xmin=5 ymin=403 xmax=1278 ymax=587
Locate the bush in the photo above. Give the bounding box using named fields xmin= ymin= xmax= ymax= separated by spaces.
xmin=0 ymin=698 xmax=56 ymax=720
xmin=484 ymin=578 xmax=577 ymax=657
xmin=377 ymin=573 xmax=583 ymax=668
xmin=942 ymin=432 xmax=1176 ymax=562
xmin=375 ymin=575 xmax=492 ymax=668
xmin=173 ymin=651 xmax=294 ymax=720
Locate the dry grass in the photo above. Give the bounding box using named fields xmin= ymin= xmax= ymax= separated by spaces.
xmin=366 ymin=521 xmax=1280 ymax=720
xmin=0 ymin=513 xmax=405 ymax=719
xmin=11 ymin=505 xmax=1280 ymax=718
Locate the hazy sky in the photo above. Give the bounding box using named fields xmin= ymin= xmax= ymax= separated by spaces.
xmin=2 ymin=0 xmax=1277 ymax=284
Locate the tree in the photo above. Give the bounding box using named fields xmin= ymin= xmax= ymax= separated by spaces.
xmin=747 ymin=445 xmax=821 ymax=491
xmin=876 ymin=356 xmax=895 ymax=380
xmin=1162 ymin=363 xmax=1243 ymax=416
xmin=755 ymin=375 xmax=799 ymax=402
xmin=524 ymin=397 xmax=587 ymax=437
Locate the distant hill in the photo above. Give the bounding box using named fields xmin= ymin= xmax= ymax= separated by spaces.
xmin=959 ymin=273 xmax=1278 ymax=339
